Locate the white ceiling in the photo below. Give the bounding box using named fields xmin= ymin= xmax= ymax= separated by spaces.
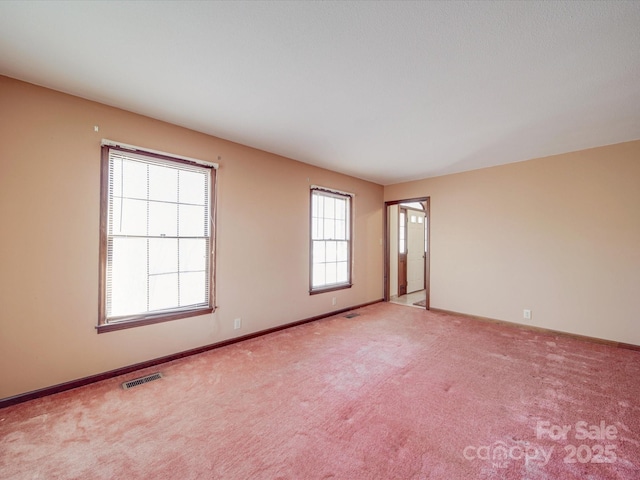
xmin=1 ymin=1 xmax=639 ymax=185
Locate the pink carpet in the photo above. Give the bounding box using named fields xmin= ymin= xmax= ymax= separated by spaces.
xmin=1 ymin=303 xmax=639 ymax=479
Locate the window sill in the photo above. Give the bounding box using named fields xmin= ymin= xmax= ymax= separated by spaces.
xmin=309 ymin=283 xmax=353 ymax=295
xmin=97 ymin=307 xmax=214 ymax=333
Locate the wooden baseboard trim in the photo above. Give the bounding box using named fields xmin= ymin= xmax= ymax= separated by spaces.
xmin=0 ymin=299 xmax=383 ymax=409
xmin=430 ymin=308 xmax=640 ymax=352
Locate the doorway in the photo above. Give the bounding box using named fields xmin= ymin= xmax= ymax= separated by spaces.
xmin=385 ymin=197 xmax=430 ymax=309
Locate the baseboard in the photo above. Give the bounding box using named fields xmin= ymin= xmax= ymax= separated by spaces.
xmin=0 ymin=299 xmax=383 ymax=409
xmin=430 ymin=308 xmax=640 ymax=352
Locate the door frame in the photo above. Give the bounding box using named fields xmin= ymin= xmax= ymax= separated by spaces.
xmin=384 ymin=197 xmax=430 ymax=309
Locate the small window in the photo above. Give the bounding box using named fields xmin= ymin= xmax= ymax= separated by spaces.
xmin=310 ymin=188 xmax=352 ymax=293
xmin=98 ymin=144 xmax=216 ymax=332
xmin=399 ymin=210 xmax=406 ymax=254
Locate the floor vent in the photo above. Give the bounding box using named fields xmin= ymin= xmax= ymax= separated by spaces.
xmin=344 ymin=313 xmax=360 ymax=319
xmin=122 ymin=373 xmax=163 ymax=390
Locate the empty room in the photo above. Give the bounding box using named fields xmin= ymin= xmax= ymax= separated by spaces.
xmin=1 ymin=2 xmax=639 ymax=479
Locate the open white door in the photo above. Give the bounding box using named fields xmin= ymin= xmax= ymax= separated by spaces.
xmin=406 ymin=210 xmax=425 ymax=294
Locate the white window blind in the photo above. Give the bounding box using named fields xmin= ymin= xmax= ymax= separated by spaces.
xmin=310 ymin=188 xmax=352 ymax=291
xmin=104 ymin=147 xmax=213 ymax=322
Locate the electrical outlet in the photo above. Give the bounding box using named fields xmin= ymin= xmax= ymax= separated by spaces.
xmin=523 ymin=309 xmax=532 ymax=320
xmin=234 ymin=318 xmax=242 ymax=330
xmin=332 ymin=297 xmax=337 ymax=306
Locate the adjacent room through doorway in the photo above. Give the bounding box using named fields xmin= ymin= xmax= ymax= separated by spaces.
xmin=384 ymin=197 xmax=430 ymax=309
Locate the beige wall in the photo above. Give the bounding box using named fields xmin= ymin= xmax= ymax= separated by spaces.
xmin=0 ymin=76 xmax=384 ymax=399
xmin=386 ymin=141 xmax=640 ymax=345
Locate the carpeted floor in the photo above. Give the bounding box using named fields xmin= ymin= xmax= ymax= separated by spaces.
xmin=1 ymin=303 xmax=639 ymax=479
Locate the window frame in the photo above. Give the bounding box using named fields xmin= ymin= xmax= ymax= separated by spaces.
xmin=309 ymin=187 xmax=353 ymax=295
xmin=98 ymin=143 xmax=217 ymax=333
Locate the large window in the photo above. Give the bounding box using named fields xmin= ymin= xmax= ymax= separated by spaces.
xmin=310 ymin=187 xmax=352 ymax=294
xmin=98 ymin=143 xmax=216 ymax=332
